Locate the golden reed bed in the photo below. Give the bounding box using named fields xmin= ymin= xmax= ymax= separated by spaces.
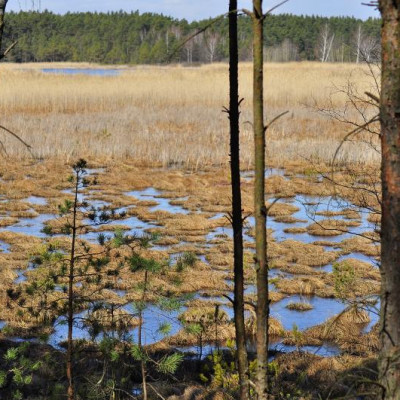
xmin=0 ymin=62 xmax=380 ymax=168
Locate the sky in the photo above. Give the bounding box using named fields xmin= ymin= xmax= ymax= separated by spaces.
xmin=8 ymin=1 xmax=379 ymax=20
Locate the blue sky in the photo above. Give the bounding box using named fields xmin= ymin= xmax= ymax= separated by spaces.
xmin=9 ymin=1 xmax=379 ymax=20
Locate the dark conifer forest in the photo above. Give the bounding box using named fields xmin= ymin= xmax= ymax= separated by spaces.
xmin=3 ymin=11 xmax=381 ymax=63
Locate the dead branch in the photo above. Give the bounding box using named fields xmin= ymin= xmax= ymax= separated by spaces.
xmin=331 ymin=115 xmax=380 ymax=170
xmin=264 ymin=110 xmax=289 ymax=132
xmin=0 ymin=125 xmax=33 ymax=155
xmin=0 ymin=39 xmax=16 ymax=60
xmin=264 ymin=0 xmax=290 ymax=18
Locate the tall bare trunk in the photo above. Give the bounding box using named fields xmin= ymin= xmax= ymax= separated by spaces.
xmin=0 ymin=0 xmax=7 ymax=41
xmin=356 ymin=24 xmax=362 ymax=64
xmin=252 ymin=1 xmax=269 ymax=398
xmin=139 ymin=270 xmax=148 ymax=400
xmin=228 ymin=1 xmax=250 ymax=398
xmin=0 ymin=0 xmax=8 ymax=58
xmin=379 ymin=1 xmax=400 ymax=399
xmin=67 ymin=171 xmax=79 ymax=400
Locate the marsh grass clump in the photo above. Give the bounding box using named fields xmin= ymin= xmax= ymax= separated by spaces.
xmin=339 ymin=236 xmax=380 ymax=257
xmin=279 ymin=264 xmax=321 ymax=275
xmin=367 ymin=212 xmax=381 ymax=224
xmin=0 ymin=217 xmax=19 ymax=227
xmin=342 ymin=208 xmax=361 ymax=220
xmin=274 ymin=216 xmax=306 ymax=224
xmin=286 ymin=302 xmax=313 ymax=311
xmin=171 ymin=305 xmax=234 ymax=356
xmin=278 ymin=240 xmax=338 ymax=267
xmin=283 ymin=227 xmax=307 ymax=234
xmin=303 ymin=307 xmax=374 ymax=354
xmin=275 ymin=276 xmax=334 ymax=297
xmin=307 ymin=219 xmax=351 ymax=237
xmin=83 ymin=305 xmax=139 ymax=336
xmin=267 ymin=201 xmax=299 ymax=217
xmin=245 ymin=307 xmax=284 ymax=338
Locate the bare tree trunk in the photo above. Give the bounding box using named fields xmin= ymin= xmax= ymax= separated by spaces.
xmin=319 ymin=24 xmax=335 ymax=63
xmin=228 ymin=1 xmax=250 ymax=398
xmin=67 ymin=170 xmax=79 ymax=400
xmin=320 ymin=24 xmax=329 ymax=62
xmin=325 ymin=33 xmax=335 ymax=62
xmin=0 ymin=0 xmax=16 ymax=60
xmin=356 ymin=24 xmax=362 ymax=63
xmin=379 ymin=2 xmax=400 ymax=399
xmin=0 ymin=0 xmax=8 ymax=57
xmin=139 ymin=270 xmax=148 ymax=400
xmin=252 ymin=1 xmax=269 ymax=398
xmin=206 ymin=32 xmax=219 ymax=63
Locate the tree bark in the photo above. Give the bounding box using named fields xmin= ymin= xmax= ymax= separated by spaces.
xmin=252 ymin=1 xmax=269 ymax=398
xmin=0 ymin=0 xmax=8 ymax=57
xmin=228 ymin=1 xmax=250 ymax=399
xmin=379 ymin=1 xmax=400 ymax=399
xmin=139 ymin=270 xmax=148 ymax=400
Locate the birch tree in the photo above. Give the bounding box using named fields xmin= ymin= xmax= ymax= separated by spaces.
xmin=319 ymin=24 xmax=335 ymax=62
xmin=355 ymin=24 xmax=379 ymax=63
xmin=205 ymin=31 xmax=220 ymax=63
xmin=356 ymin=24 xmax=362 ymax=63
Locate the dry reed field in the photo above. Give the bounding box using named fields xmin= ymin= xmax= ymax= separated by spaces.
xmin=0 ymin=62 xmax=380 ymax=168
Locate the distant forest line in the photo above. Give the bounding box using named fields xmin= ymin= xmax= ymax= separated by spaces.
xmin=2 ymin=11 xmax=381 ymax=64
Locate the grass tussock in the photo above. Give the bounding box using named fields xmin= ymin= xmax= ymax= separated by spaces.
xmin=245 ymin=307 xmax=284 ymax=337
xmin=165 ymin=305 xmax=235 ymax=346
xmin=307 ymin=219 xmax=355 ymax=237
xmin=339 ymin=236 xmax=380 ymax=257
xmin=303 ymin=307 xmax=376 ymax=354
xmin=267 ymin=201 xmax=299 ymax=217
xmin=275 ymin=276 xmax=334 ymax=298
xmin=86 ymin=308 xmax=139 ymax=331
xmin=286 ymin=302 xmax=313 ymax=311
xmin=274 ymin=240 xmax=338 ymax=267
xmin=283 ymin=227 xmax=307 ymax=234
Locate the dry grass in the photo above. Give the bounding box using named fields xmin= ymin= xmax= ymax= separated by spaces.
xmin=275 ymin=276 xmax=334 ymax=298
xmin=166 ymin=305 xmax=235 ymax=346
xmin=339 ymin=236 xmax=380 ymax=258
xmin=0 ymin=62 xmax=380 ymax=167
xmin=267 ymin=201 xmax=299 ymax=217
xmin=307 ymin=219 xmax=358 ymax=237
xmin=283 ymin=227 xmax=307 ymax=234
xmin=286 ymin=302 xmax=314 ymax=311
xmin=86 ymin=308 xmax=139 ymax=331
xmin=303 ymin=307 xmax=377 ymax=354
xmin=245 ymin=310 xmax=284 ymax=337
xmin=271 ymin=240 xmax=338 ymax=267
xmin=0 ymin=154 xmax=382 ymax=354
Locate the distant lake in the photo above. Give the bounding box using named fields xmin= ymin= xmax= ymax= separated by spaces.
xmin=42 ymin=68 xmax=122 ymax=76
